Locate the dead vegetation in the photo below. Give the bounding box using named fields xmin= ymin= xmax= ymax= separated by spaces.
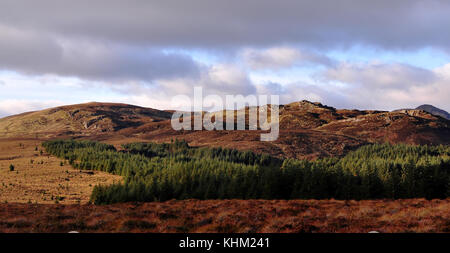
xmin=0 ymin=138 xmax=448 ymax=233
xmin=0 ymin=139 xmax=122 ymax=204
xmin=0 ymin=198 xmax=448 ymax=233
xmin=1 ymin=101 xmax=449 ymax=160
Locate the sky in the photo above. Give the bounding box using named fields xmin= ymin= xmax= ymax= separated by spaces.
xmin=1 ymin=0 xmax=450 ymax=117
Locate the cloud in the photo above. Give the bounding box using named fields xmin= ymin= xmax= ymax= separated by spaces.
xmin=152 ymin=64 xmax=257 ymax=102
xmin=434 ymin=63 xmax=450 ymax=79
xmin=319 ymin=61 xmax=450 ymax=111
xmin=1 ymin=0 xmax=450 ymax=51
xmin=323 ymin=62 xmax=436 ymax=89
xmin=80 ymin=63 xmax=260 ymax=112
xmin=0 ymin=1 xmax=449 ymax=116
xmin=0 ymin=99 xmax=65 ymax=118
xmin=0 ymin=25 xmax=201 ymax=83
xmin=2 ymin=59 xmax=450 ymax=117
xmin=242 ymin=47 xmax=333 ymax=70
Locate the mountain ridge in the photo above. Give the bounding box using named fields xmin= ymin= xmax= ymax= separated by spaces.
xmin=0 ymin=101 xmax=448 ymax=160
xmin=416 ymin=104 xmax=450 ymax=120
xmin=0 ymin=102 xmax=172 ymax=138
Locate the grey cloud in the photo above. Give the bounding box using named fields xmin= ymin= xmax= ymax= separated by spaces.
xmin=0 ymin=25 xmax=201 ymax=82
xmin=297 ymin=51 xmax=335 ymax=67
xmin=0 ymin=0 xmax=449 ymax=115
xmin=0 ymin=0 xmax=448 ymax=91
xmin=1 ymin=0 xmax=450 ymax=50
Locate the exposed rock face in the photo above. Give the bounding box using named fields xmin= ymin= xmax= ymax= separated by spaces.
xmin=317 ymin=110 xmax=449 ymax=145
xmin=0 ymin=101 xmax=448 ymax=159
xmin=117 ymin=101 xmax=449 ymax=159
xmin=393 ymin=109 xmax=437 ymax=119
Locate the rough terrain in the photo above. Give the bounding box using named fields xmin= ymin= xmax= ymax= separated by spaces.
xmin=0 ymin=198 xmax=448 ymax=233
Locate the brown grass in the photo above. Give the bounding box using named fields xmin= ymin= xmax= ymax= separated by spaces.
xmin=2 ymin=101 xmax=448 ymax=160
xmin=0 ymin=138 xmax=448 ymax=233
xmin=0 ymin=199 xmax=448 ymax=233
xmin=0 ymin=138 xmax=122 ymax=204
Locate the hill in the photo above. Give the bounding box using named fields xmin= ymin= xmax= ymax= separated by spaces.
xmin=416 ymin=104 xmax=450 ymax=120
xmin=1 ymin=101 xmax=449 ymax=159
xmin=118 ymin=100 xmax=449 ymax=159
xmin=0 ymin=102 xmax=172 ymax=138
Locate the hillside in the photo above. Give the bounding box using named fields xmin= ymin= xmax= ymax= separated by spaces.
xmin=0 ymin=102 xmax=172 ymax=138
xmin=43 ymin=139 xmax=450 ymax=203
xmin=115 ymin=100 xmax=450 ymax=159
xmin=0 ymin=101 xmax=449 ymax=159
xmin=416 ymin=104 xmax=450 ymax=120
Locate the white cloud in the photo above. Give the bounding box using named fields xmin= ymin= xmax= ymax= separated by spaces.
xmin=323 ymin=62 xmax=436 ymax=89
xmin=1 ymin=52 xmax=449 ymax=118
xmin=242 ymin=47 xmax=333 ymax=70
xmin=156 ymin=63 xmax=256 ymax=98
xmin=242 ymin=47 xmax=301 ymax=70
xmin=320 ymin=61 xmax=450 ymax=111
xmin=0 ymin=99 xmax=65 ymax=118
xmin=434 ymin=63 xmax=450 ymax=79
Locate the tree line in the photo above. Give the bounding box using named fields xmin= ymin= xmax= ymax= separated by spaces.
xmin=42 ymin=139 xmax=450 ymax=204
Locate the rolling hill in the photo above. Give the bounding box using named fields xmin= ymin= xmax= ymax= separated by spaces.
xmin=0 ymin=102 xmax=172 ymax=138
xmin=0 ymin=100 xmax=449 ymax=159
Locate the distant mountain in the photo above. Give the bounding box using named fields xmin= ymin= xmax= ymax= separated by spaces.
xmin=416 ymin=104 xmax=450 ymax=120
xmin=1 ymin=100 xmax=449 ymax=159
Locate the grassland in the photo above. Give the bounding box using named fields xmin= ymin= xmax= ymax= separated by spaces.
xmin=0 ymin=198 xmax=448 ymax=233
xmin=0 ymin=138 xmax=122 ymax=204
xmin=0 ymin=138 xmax=449 ymax=233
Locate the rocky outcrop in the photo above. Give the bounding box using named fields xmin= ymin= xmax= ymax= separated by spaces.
xmin=0 ymin=101 xmax=448 ymax=159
